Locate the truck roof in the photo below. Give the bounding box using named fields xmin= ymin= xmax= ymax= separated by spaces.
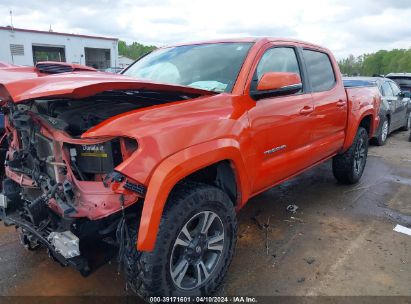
xmin=165 ymin=37 xmax=326 ymax=50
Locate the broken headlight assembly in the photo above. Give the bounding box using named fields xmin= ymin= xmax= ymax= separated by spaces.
xmin=67 ymin=137 xmax=138 ymax=181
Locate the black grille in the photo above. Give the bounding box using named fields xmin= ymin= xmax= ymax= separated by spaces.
xmin=36 ymin=63 xmax=73 ymax=74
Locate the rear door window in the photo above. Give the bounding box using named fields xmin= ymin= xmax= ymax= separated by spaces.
xmin=303 ymin=49 xmax=336 ymax=92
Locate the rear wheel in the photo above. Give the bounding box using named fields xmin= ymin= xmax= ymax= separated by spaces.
xmin=125 ymin=182 xmax=237 ymax=299
xmin=371 ymin=117 xmax=389 ymax=146
xmin=332 ymin=127 xmax=369 ymax=184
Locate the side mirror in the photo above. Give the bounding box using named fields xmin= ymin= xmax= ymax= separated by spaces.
xmin=251 ymin=72 xmax=302 ymax=100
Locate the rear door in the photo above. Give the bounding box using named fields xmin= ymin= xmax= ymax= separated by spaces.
xmin=381 ymin=80 xmax=399 ymax=130
xmin=302 ymin=49 xmax=347 ymax=163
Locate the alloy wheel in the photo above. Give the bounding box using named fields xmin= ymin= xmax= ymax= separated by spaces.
xmin=353 ymin=136 xmax=366 ymax=174
xmin=170 ymin=211 xmax=225 ymax=290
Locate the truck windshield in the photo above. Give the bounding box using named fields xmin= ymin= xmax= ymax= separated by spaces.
xmin=122 ymin=42 xmax=253 ymax=93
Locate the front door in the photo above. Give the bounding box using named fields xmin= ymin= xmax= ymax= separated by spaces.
xmin=389 ymin=80 xmax=408 ymax=128
xmin=382 ymin=80 xmax=400 ymax=130
xmin=246 ymin=45 xmax=314 ymax=193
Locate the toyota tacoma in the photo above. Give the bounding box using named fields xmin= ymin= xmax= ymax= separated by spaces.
xmin=0 ymin=38 xmax=380 ymax=298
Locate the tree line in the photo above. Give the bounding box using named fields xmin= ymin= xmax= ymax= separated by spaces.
xmin=339 ymin=48 xmax=411 ymax=76
xmin=118 ymin=40 xmax=411 ymax=77
xmin=118 ymin=40 xmax=157 ymax=60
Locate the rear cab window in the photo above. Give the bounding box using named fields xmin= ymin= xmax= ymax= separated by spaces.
xmin=302 ymin=49 xmax=336 ymax=92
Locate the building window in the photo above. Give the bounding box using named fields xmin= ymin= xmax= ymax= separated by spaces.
xmin=84 ymin=47 xmax=111 ymax=70
xmin=32 ymin=45 xmax=66 ymax=64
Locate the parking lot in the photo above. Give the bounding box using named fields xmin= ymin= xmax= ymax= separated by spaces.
xmin=0 ymin=131 xmax=410 ymax=297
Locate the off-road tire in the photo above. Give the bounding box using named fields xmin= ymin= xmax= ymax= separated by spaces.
xmin=332 ymin=127 xmax=369 ymax=184
xmin=125 ymin=182 xmax=237 ymax=299
xmin=371 ymin=117 xmax=389 ymax=146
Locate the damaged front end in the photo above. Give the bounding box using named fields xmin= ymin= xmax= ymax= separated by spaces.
xmin=0 ymin=93 xmax=153 ymax=275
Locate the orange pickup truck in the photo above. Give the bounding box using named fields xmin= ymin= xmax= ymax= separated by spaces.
xmin=0 ymin=38 xmax=380 ymax=298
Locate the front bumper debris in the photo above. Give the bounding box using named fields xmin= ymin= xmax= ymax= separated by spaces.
xmin=0 ymin=208 xmax=91 ymax=276
xmin=48 ymin=231 xmax=80 ymax=259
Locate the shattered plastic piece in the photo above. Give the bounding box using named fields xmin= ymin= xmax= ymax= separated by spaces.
xmin=286 ymin=204 xmax=299 ymax=213
xmin=393 ymin=224 xmax=411 ymax=237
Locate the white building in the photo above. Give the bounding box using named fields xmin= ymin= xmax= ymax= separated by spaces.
xmin=118 ymin=55 xmax=134 ymax=69
xmin=0 ymin=26 xmax=119 ymax=69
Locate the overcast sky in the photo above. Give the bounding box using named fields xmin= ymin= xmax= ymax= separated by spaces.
xmin=1 ymin=0 xmax=410 ymax=59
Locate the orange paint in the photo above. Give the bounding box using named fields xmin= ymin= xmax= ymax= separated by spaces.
xmin=0 ymin=38 xmax=380 ymax=252
xmin=257 ymin=72 xmax=301 ymax=91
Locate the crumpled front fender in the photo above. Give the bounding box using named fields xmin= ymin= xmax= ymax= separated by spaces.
xmin=136 ymin=138 xmax=250 ymax=251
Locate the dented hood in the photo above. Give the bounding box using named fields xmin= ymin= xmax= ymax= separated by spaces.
xmin=0 ymin=67 xmax=215 ymax=103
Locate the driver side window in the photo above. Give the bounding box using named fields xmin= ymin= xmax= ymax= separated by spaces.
xmin=256 ymin=47 xmax=301 ymax=82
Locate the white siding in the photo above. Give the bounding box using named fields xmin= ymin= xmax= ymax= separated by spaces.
xmin=0 ymin=28 xmax=118 ymax=67
xmin=118 ymin=55 xmax=134 ymax=68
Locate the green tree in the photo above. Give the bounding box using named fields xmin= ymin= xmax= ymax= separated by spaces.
xmin=118 ymin=40 xmax=157 ymax=60
xmin=339 ymin=54 xmax=363 ymax=76
xmin=339 ymin=48 xmax=411 ymax=76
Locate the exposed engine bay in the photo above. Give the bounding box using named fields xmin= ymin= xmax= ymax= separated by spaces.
xmin=26 ymin=90 xmax=194 ymax=136
xmin=0 ymin=89 xmax=196 ymax=274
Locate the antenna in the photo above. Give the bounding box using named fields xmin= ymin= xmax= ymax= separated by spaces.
xmin=10 ymin=10 xmax=14 ymax=30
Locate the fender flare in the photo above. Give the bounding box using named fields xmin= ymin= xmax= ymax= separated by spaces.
xmin=136 ymin=138 xmax=250 ymax=251
xmin=342 ymin=109 xmax=376 ymax=151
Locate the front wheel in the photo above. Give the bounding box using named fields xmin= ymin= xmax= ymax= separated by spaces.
xmin=332 ymin=127 xmax=369 ymax=184
xmin=125 ymin=182 xmax=237 ymax=299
